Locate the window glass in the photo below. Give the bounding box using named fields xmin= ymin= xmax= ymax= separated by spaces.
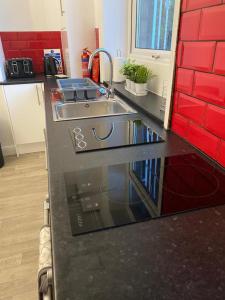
xmin=135 ymin=0 xmax=175 ymax=51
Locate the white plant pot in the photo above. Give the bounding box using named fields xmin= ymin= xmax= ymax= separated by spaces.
xmin=126 ymin=79 xmax=131 ymax=90
xmin=130 ymin=80 xmax=136 ymax=93
xmin=135 ymin=83 xmax=148 ymax=94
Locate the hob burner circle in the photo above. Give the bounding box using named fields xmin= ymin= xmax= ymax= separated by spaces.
xmin=157 ymin=163 xmax=220 ymax=198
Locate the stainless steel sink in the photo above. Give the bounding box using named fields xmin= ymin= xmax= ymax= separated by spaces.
xmin=52 ymin=96 xmax=137 ymax=121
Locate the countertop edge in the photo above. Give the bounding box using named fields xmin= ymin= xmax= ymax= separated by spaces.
xmin=0 ymin=75 xmax=46 ymax=85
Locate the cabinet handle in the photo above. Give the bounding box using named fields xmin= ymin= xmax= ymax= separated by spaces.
xmin=60 ymin=0 xmax=65 ymax=16
xmin=36 ymin=85 xmax=41 ymax=106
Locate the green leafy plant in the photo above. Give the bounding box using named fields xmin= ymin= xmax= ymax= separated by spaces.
xmin=120 ymin=59 xmax=138 ymax=80
xmin=121 ymin=61 xmax=155 ymax=83
xmin=134 ymin=65 xmax=155 ymax=84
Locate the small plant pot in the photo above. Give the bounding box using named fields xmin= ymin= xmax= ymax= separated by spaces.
xmin=135 ymin=83 xmax=148 ymax=95
xmin=126 ymin=79 xmax=131 ymax=90
xmin=130 ymin=80 xmax=136 ymax=93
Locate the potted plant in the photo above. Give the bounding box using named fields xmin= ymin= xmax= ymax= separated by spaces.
xmin=129 ymin=64 xmax=139 ymax=93
xmin=134 ymin=65 xmax=155 ymax=95
xmin=121 ymin=61 xmax=155 ymax=95
xmin=120 ymin=59 xmax=136 ymax=90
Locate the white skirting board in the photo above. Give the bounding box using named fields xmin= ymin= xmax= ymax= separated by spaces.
xmin=2 ymin=142 xmax=45 ymax=156
xmin=2 ymin=145 xmax=16 ymax=156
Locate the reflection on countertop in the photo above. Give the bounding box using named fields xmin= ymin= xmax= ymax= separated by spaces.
xmin=65 ymin=153 xmax=225 ymax=236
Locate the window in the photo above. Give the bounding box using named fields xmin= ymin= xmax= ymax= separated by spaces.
xmin=131 ymin=0 xmax=176 ymax=57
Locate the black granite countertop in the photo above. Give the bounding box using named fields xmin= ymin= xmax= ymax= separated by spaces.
xmin=114 ymin=83 xmax=165 ymax=124
xmin=0 ymin=74 xmax=46 ymax=85
xmin=43 ymin=78 xmax=225 ymax=300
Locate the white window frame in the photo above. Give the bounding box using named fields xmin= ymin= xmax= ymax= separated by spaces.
xmin=127 ymin=0 xmax=181 ymax=130
xmin=128 ymin=0 xmax=181 ymax=63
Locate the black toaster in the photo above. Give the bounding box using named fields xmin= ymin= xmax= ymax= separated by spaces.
xmin=6 ymin=58 xmax=35 ymax=79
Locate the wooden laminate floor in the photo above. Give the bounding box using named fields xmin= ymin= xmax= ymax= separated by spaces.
xmin=0 ymin=152 xmax=48 ymax=300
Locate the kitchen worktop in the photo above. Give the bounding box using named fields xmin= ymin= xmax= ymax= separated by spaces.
xmin=0 ymin=74 xmax=46 ymax=85
xmin=114 ymin=83 xmax=165 ymax=124
xmin=43 ymin=78 xmax=225 ymax=300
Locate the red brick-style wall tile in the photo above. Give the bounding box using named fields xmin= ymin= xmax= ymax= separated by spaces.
xmin=218 ymin=140 xmax=225 ymax=166
xmin=171 ymin=113 xmax=189 ymax=138
xmin=186 ymin=123 xmax=220 ymax=158
xmin=193 ymin=72 xmax=225 ymax=107
xmin=205 ymin=105 xmax=225 ymax=139
xmin=173 ymin=92 xmax=180 ymax=113
xmin=180 ymin=10 xmax=201 ymax=40
xmin=182 ymin=0 xmax=187 ymax=12
xmin=0 ymin=31 xmax=63 ymax=74
xmin=175 ymin=68 xmax=194 ymax=94
xmin=177 ymin=93 xmax=206 ymax=125
xmin=176 ymin=42 xmax=183 ymax=67
xmin=214 ymin=43 xmax=225 ymax=75
xmin=181 ymin=42 xmax=216 ymax=72
xmin=186 ymin=0 xmax=222 ymax=11
xmin=171 ymin=0 xmax=225 ymax=168
xmin=199 ymin=5 xmax=225 ymax=40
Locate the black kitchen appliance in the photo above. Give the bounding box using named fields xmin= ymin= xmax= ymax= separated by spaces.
xmin=65 ymin=153 xmax=225 ymax=236
xmin=5 ymin=58 xmax=34 ymax=78
xmin=70 ymin=119 xmax=164 ymax=153
xmin=44 ymin=55 xmax=59 ymax=76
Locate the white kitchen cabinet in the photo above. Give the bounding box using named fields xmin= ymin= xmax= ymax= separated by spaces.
xmin=0 ymin=86 xmax=15 ymax=156
xmin=4 ymin=83 xmax=45 ymax=156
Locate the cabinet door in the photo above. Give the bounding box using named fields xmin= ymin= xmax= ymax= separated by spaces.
xmin=0 ymin=86 xmax=14 ymax=150
xmin=4 ymin=83 xmax=45 ymax=145
xmin=36 ymin=83 xmax=46 ymax=130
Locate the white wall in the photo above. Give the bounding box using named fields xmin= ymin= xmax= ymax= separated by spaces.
xmin=100 ymin=0 xmax=129 ymax=57
xmin=0 ymin=0 xmax=32 ymax=31
xmin=61 ymin=30 xmax=71 ymax=75
xmin=97 ymin=0 xmax=129 ymax=82
xmin=54 ymin=0 xmax=129 ymax=78
xmin=28 ymin=0 xmax=62 ymax=31
xmin=94 ymin=0 xmax=102 ymax=28
xmin=0 ymin=0 xmax=61 ymax=31
xmin=65 ymin=0 xmax=96 ymax=77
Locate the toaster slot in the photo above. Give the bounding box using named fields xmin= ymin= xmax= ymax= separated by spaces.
xmin=23 ymin=60 xmax=30 ymax=74
xmin=12 ymin=61 xmax=19 ymax=74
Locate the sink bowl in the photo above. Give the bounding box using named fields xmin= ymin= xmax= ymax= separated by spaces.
xmin=52 ymin=96 xmax=137 ymax=121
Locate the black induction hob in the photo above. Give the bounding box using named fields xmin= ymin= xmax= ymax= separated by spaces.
xmin=70 ymin=119 xmax=164 ymax=152
xmin=65 ymin=153 xmax=225 ymax=236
